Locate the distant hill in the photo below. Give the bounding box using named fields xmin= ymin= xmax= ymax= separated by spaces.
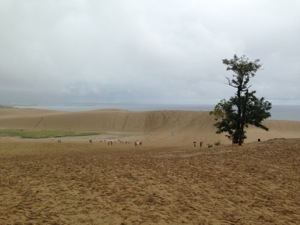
xmin=1 ymin=108 xmax=300 ymax=146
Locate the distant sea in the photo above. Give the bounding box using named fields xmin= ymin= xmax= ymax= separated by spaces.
xmin=15 ymin=103 xmax=300 ymax=121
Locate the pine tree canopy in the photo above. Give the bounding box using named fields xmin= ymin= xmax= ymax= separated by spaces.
xmin=210 ymin=55 xmax=272 ymax=145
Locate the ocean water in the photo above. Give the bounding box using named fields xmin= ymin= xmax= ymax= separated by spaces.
xmin=16 ymin=103 xmax=300 ymax=121
xmin=270 ymin=105 xmax=300 ymax=121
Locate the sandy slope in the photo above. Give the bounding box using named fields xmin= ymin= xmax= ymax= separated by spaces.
xmin=0 ymin=138 xmax=299 ymax=224
xmin=0 ymin=108 xmax=300 ymax=224
xmin=0 ymin=108 xmax=299 ymax=146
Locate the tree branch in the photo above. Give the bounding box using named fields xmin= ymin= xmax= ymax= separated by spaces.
xmin=226 ymin=76 xmax=238 ymax=88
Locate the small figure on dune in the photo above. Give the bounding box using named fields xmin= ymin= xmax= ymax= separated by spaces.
xmin=134 ymin=140 xmax=140 ymax=147
xmin=193 ymin=141 xmax=196 ymax=147
xmin=89 ymin=139 xmax=92 ymax=143
xmin=200 ymin=141 xmax=203 ymax=147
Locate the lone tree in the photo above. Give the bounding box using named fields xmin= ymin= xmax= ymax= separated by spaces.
xmin=210 ymin=54 xmax=272 ymax=145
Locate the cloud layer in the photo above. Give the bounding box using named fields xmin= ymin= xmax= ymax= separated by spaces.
xmin=1 ymin=0 xmax=299 ymax=105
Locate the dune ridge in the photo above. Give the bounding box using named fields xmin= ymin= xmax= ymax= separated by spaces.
xmin=0 ymin=108 xmax=299 ymax=145
xmin=0 ymin=108 xmax=212 ymax=131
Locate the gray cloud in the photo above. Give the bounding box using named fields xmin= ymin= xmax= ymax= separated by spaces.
xmin=0 ymin=0 xmax=299 ymax=105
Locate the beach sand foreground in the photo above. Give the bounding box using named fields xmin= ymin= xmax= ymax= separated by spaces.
xmin=0 ymin=139 xmax=299 ymax=225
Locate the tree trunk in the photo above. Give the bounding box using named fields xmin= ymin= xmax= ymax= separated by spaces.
xmin=239 ymin=90 xmax=249 ymax=145
xmin=234 ymin=86 xmax=242 ymax=145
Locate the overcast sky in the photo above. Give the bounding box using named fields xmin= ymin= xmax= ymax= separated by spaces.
xmin=1 ymin=0 xmax=299 ymax=106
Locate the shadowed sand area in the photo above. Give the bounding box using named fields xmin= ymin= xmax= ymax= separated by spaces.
xmin=0 ymin=108 xmax=300 ymax=224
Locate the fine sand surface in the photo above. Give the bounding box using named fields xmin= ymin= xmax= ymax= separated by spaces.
xmin=0 ymin=108 xmax=300 ymax=224
xmin=0 ymin=138 xmax=299 ymax=225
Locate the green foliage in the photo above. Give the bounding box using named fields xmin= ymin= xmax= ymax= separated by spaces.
xmin=210 ymin=55 xmax=272 ymax=145
xmin=0 ymin=129 xmax=100 ymax=139
xmin=214 ymin=140 xmax=221 ymax=146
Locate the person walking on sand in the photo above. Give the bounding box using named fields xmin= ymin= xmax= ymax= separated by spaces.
xmin=134 ymin=140 xmax=139 ymax=147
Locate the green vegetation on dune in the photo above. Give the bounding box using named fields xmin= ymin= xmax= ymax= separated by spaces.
xmin=0 ymin=129 xmax=100 ymax=139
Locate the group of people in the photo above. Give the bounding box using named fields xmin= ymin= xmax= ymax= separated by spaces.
xmin=193 ymin=141 xmax=203 ymax=147
xmin=52 ymin=137 xmax=144 ymax=147
xmin=92 ymin=138 xmax=142 ymax=147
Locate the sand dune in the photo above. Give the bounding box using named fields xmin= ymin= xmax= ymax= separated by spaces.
xmin=0 ymin=138 xmax=299 ymax=224
xmin=0 ymin=108 xmax=300 ymax=146
xmin=0 ymin=108 xmax=211 ymax=132
xmin=1 ymin=108 xmax=300 ymax=224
